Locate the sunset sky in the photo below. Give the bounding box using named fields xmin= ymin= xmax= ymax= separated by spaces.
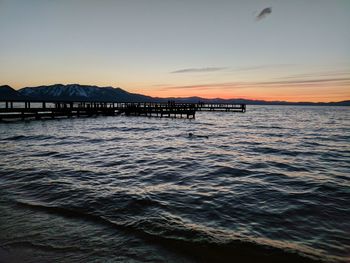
xmin=0 ymin=0 xmax=349 ymax=102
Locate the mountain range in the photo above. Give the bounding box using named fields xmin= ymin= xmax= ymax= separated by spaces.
xmin=18 ymin=84 xmax=154 ymax=102
xmin=0 ymin=84 xmax=349 ymax=106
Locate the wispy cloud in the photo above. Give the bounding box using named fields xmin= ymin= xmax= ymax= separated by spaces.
xmin=256 ymin=7 xmax=272 ymax=21
xmin=232 ymin=64 xmax=293 ymax=72
xmin=276 ymin=71 xmax=350 ymax=80
xmin=171 ymin=64 xmax=293 ymax=74
xmin=260 ymin=77 xmax=350 ymax=85
xmin=152 ymin=83 xmax=171 ymax=87
xmin=159 ymin=77 xmax=350 ymax=91
xmin=171 ymin=67 xmax=227 ymax=74
xmin=160 ymin=82 xmax=242 ymax=91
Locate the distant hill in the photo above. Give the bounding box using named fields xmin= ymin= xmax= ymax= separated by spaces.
xmin=0 ymin=85 xmax=27 ymax=100
xmin=0 ymin=84 xmax=349 ymax=106
xmin=165 ymin=96 xmax=350 ymax=106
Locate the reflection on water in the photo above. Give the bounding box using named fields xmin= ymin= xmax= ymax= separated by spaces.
xmin=0 ymin=105 xmax=349 ymax=262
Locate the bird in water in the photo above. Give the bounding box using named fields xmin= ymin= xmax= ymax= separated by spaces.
xmin=256 ymin=7 xmax=272 ymax=21
xmin=188 ymin=133 xmax=209 ymax=139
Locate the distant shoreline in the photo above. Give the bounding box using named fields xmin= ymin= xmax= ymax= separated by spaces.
xmin=1 ymin=84 xmax=349 ymax=106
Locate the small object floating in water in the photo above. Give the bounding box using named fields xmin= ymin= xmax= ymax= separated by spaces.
xmin=188 ymin=133 xmax=209 ymax=139
xmin=256 ymin=7 xmax=272 ymax=20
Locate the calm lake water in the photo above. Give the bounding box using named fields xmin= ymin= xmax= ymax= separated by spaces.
xmin=0 ymin=105 xmax=349 ymax=263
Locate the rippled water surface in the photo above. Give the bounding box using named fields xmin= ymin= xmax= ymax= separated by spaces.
xmin=0 ymin=105 xmax=349 ymax=263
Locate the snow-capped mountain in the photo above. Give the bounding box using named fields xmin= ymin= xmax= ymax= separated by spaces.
xmin=18 ymin=84 xmax=154 ymax=102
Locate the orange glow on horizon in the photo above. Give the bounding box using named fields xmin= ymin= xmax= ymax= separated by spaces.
xmin=140 ymin=92 xmax=350 ymax=103
xmin=133 ymin=84 xmax=350 ymax=103
xmin=6 ymin=78 xmax=350 ymax=103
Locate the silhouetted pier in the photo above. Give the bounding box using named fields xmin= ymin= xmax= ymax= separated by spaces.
xmin=195 ymin=102 xmax=246 ymax=112
xmin=0 ymin=100 xmax=246 ymax=121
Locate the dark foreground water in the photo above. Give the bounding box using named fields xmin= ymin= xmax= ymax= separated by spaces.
xmin=0 ymin=106 xmax=349 ymax=263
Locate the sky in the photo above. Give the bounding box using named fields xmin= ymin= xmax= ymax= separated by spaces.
xmin=0 ymin=0 xmax=349 ymax=102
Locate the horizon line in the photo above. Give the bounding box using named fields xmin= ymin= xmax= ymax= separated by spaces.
xmin=1 ymin=83 xmax=349 ymax=104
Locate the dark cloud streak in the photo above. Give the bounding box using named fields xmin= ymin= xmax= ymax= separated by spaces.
xmin=171 ymin=67 xmax=227 ymax=74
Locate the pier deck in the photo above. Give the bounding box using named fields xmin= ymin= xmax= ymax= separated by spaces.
xmin=0 ymin=100 xmax=245 ymax=121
